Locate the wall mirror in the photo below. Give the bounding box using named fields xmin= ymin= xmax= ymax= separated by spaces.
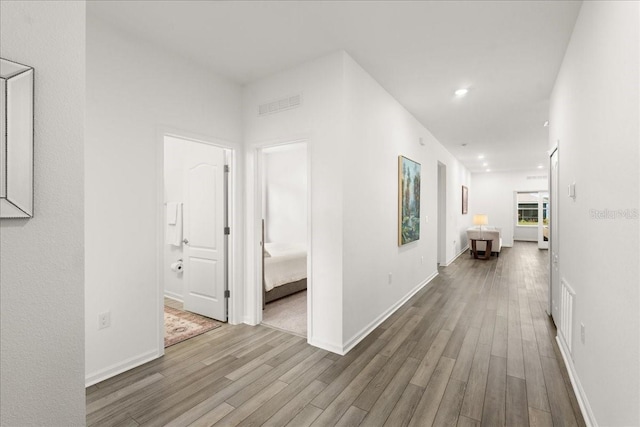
xmin=1 ymin=58 xmax=34 ymax=218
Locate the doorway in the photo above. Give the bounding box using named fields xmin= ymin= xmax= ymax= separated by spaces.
xmin=161 ymin=135 xmax=232 ymax=347
xmin=514 ymin=191 xmax=548 ymax=243
xmin=258 ymin=142 xmax=309 ymax=337
xmin=437 ymin=162 xmax=447 ymax=265
xmin=538 ymin=191 xmax=549 ymax=249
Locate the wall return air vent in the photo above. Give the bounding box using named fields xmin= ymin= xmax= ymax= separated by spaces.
xmin=258 ymin=94 xmax=302 ymax=116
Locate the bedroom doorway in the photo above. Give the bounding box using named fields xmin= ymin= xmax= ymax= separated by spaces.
xmin=259 ymin=142 xmax=309 ymax=337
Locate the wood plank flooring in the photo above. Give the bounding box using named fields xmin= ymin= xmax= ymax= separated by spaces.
xmin=87 ymin=242 xmax=585 ymax=426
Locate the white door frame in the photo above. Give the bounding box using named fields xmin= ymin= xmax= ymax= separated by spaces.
xmin=245 ymin=137 xmax=312 ymax=339
xmin=437 ymin=162 xmax=447 ymax=265
xmin=548 ymin=144 xmax=559 ymax=318
xmin=537 ymin=191 xmax=549 ymax=249
xmin=156 ymin=129 xmax=237 ymax=356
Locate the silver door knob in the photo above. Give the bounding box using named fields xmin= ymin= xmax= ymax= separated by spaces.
xmin=183 ymin=238 xmax=189 ymax=245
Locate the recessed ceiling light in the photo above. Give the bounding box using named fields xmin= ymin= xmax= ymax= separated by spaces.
xmin=455 ymin=88 xmax=469 ymax=97
xmin=478 ymin=155 xmax=485 ymax=159
xmin=543 ymin=120 xmax=549 ymax=127
xmin=483 ymin=162 xmax=488 ymax=167
xmin=486 ymin=169 xmax=491 ymax=172
xmin=537 ymin=165 xmax=544 ymax=169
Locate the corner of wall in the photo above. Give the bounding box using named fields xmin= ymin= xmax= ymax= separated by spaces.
xmin=341 ymin=270 xmax=438 ymax=355
xmin=1 ymin=1 xmax=86 ymax=424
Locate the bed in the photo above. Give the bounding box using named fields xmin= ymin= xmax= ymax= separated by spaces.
xmin=262 ymin=235 xmax=307 ymax=308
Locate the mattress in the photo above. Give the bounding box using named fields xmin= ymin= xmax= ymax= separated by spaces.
xmin=264 ymin=243 xmax=307 ymax=292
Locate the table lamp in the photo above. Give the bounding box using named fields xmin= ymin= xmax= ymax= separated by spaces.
xmin=473 ymin=214 xmax=488 ymax=238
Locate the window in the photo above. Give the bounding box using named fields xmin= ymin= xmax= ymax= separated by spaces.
xmin=516 ymin=192 xmax=548 ymax=226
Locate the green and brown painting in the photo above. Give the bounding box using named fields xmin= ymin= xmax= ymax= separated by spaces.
xmin=399 ymin=156 xmax=421 ymax=245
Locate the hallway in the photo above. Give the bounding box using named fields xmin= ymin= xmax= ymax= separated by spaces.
xmin=86 ymin=242 xmax=584 ymax=426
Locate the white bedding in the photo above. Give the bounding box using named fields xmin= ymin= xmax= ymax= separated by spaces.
xmin=264 ymin=243 xmax=307 ymax=292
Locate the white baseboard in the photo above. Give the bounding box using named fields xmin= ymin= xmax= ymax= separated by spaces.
xmin=243 ymin=315 xmax=259 ymax=326
xmin=340 ymin=270 xmax=439 ymax=355
xmin=163 ymin=291 xmax=183 ymax=302
xmin=556 ymin=335 xmax=597 ymax=427
xmin=85 ymin=349 xmax=160 ymax=387
xmin=307 ymin=336 xmax=345 ymax=355
xmin=442 ymin=245 xmax=469 ymax=267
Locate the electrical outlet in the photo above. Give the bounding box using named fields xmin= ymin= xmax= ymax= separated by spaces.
xmin=421 ymin=256 xmax=424 ymax=264
xmin=425 ymin=216 xmax=429 ymax=223
xmin=99 ymin=311 xmax=111 ymax=330
xmin=581 ymin=323 xmax=585 ymax=344
xmin=388 ymin=273 xmax=393 ymax=284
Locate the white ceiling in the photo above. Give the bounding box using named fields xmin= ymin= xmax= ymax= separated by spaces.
xmin=89 ymin=1 xmax=582 ymax=173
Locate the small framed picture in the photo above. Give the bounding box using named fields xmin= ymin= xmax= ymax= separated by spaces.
xmin=462 ymin=185 xmax=468 ymax=214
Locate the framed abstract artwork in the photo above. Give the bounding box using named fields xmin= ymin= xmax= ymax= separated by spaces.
xmin=398 ymin=155 xmax=421 ymax=246
xmin=462 ymin=185 xmax=468 ymax=214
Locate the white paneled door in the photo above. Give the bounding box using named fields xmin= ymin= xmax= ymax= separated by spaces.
xmin=183 ymin=142 xmax=227 ymax=321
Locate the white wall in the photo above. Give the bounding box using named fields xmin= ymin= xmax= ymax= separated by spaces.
xmin=86 ymin=14 xmax=243 ymax=384
xmin=341 ymin=54 xmax=472 ymax=345
xmin=243 ymin=52 xmax=347 ymax=352
xmin=549 ymin=2 xmax=639 ymax=426
xmin=514 ymin=224 xmax=538 ymax=242
xmin=244 ymin=51 xmax=471 ymax=352
xmin=0 ymin=1 xmax=86 ymax=424
xmin=264 ymin=144 xmax=308 ymax=246
xmin=440 ymin=152 xmax=474 ymax=263
xmin=471 ymin=171 xmax=548 ymax=247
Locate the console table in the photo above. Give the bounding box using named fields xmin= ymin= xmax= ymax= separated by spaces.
xmin=470 ymin=238 xmax=493 ymax=260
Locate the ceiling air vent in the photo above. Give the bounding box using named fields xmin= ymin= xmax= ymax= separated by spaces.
xmin=526 ymin=175 xmax=548 ymax=180
xmin=258 ymin=94 xmax=303 ymax=116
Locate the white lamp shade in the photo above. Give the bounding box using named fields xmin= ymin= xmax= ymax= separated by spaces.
xmin=473 ymin=214 xmax=488 ymax=226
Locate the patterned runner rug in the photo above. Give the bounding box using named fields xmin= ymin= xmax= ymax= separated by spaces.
xmin=164 ymin=306 xmax=223 ymax=348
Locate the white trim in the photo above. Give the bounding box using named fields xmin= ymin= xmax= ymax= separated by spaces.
xmin=163 ymin=291 xmax=183 ymax=302
xmin=155 ymin=128 xmax=166 ymax=359
xmin=305 ymin=143 xmax=314 ymax=345
xmin=556 ymin=335 xmax=597 ymax=427
xmin=243 ymin=314 xmax=258 ymax=326
xmin=442 ymin=245 xmax=469 ymax=267
xmin=340 ymin=271 xmax=439 ymax=355
xmin=548 ymin=144 xmax=559 ymax=318
xmin=307 ymin=337 xmax=344 ymax=355
xmin=85 ymin=349 xmax=159 ymax=387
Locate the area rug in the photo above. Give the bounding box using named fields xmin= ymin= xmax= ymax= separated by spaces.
xmin=164 ymin=306 xmax=223 ymax=348
xmin=262 ymin=290 xmax=307 ymax=337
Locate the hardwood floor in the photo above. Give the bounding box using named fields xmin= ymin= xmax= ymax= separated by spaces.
xmin=164 ymin=297 xmax=184 ymax=311
xmin=87 ymin=242 xmax=585 ymax=426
